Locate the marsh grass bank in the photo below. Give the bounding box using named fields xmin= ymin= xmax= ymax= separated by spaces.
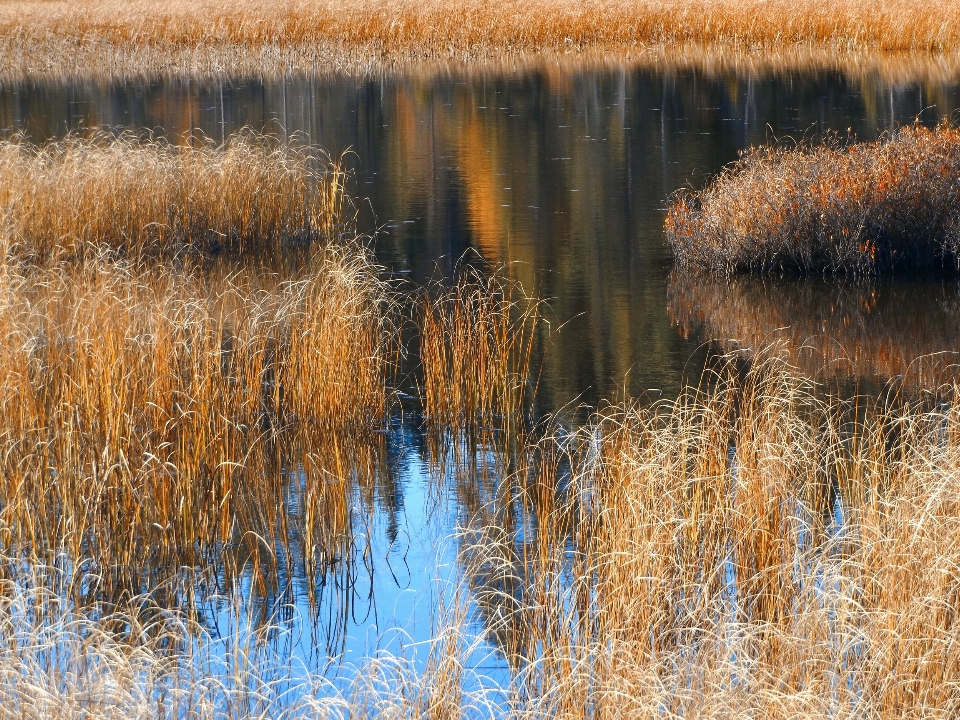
xmin=479 ymin=357 xmax=960 ymax=717
xmin=0 ymin=246 xmax=396 ymax=608
xmin=666 ymin=122 xmax=960 ymax=275
xmin=0 ymin=133 xmax=349 ymax=260
xmin=0 ymin=130 xmax=409 ymax=621
xmin=2 ymin=0 xmax=960 ymax=80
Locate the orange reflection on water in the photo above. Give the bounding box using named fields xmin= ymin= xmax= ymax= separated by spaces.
xmin=668 ymin=273 xmax=960 ymax=384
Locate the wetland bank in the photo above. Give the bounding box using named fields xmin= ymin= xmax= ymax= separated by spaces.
xmin=3 ymin=6 xmax=960 ymax=717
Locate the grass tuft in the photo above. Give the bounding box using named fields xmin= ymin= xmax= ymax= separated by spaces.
xmin=0 ymin=131 xmax=350 ymax=261
xmin=418 ymin=266 xmax=540 ymax=447
xmin=666 ymin=121 xmax=960 ymax=275
xmin=461 ymin=354 xmax=960 ymax=717
xmin=0 ymin=243 xmax=395 ymax=607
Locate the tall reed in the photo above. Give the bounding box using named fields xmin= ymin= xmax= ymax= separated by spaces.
xmin=460 ymin=355 xmax=960 ymax=717
xmin=0 ymin=132 xmax=349 ymax=261
xmin=0 ymin=243 xmax=394 ymax=607
xmin=418 ymin=267 xmax=540 ymax=449
xmin=667 ymin=121 xmax=960 ymax=275
xmin=7 ymin=356 xmax=960 ymax=717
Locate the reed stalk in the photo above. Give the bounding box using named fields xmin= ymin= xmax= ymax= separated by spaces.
xmin=0 ymin=244 xmax=394 ymax=608
xmin=460 ymin=355 xmax=960 ymax=717
xmin=418 ymin=267 xmax=540 ymax=458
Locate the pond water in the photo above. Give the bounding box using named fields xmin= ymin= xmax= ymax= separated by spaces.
xmin=4 ymin=62 xmax=960 ymax=682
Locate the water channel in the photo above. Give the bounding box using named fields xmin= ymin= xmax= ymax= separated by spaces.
xmin=4 ymin=61 xmax=960 ymax=682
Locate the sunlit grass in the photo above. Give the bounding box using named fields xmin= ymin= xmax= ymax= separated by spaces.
xmin=0 ymin=132 xmax=349 ymax=261
xmin=0 ymin=122 xmax=957 ymax=716
xmin=5 ymin=356 xmax=960 ymax=717
xmin=1 ymin=0 xmax=959 ymax=79
xmin=0 ymin=243 xmax=395 ymax=610
xmin=460 ymin=355 xmax=960 ymax=717
xmin=666 ymin=121 xmax=960 ymax=275
xmin=418 ymin=266 xmax=540 ymax=445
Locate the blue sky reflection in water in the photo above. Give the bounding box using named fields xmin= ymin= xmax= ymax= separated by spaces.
xmin=3 ymin=61 xmax=960 ymax=683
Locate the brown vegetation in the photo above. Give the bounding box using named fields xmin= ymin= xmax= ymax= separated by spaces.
xmin=0 ymin=119 xmax=957 ymax=715
xmin=0 ymin=130 xmax=391 ymax=611
xmin=0 ymin=132 xmax=349 ymax=260
xmin=461 ymin=356 xmax=960 ymax=717
xmin=1 ymin=0 xmax=959 ymax=80
xmin=6 ymin=357 xmax=960 ymax=717
xmin=418 ymin=268 xmax=540 ymax=442
xmin=666 ymin=122 xmax=960 ymax=275
xmin=0 ymin=244 xmax=394 ymax=605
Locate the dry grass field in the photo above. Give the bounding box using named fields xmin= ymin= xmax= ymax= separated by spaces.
xmin=1 ymin=0 xmax=959 ymax=79
xmin=5 ymin=356 xmax=960 ymax=718
xmin=0 ymin=86 xmax=958 ymax=713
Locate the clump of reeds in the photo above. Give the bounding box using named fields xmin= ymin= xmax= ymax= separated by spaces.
xmin=666 ymin=121 xmax=960 ymax=275
xmin=0 ymin=131 xmax=349 ymax=261
xmin=0 ymin=243 xmax=394 ymax=605
xmin=460 ymin=355 xmax=960 ymax=717
xmin=2 ymin=0 xmax=960 ymax=80
xmin=418 ymin=267 xmax=540 ymax=445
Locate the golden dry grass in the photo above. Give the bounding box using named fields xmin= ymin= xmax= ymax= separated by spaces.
xmin=5 ymin=357 xmax=960 ymax=717
xmin=666 ymin=122 xmax=960 ymax=275
xmin=0 ymin=129 xmax=557 ymax=634
xmin=0 ymin=122 xmax=956 ymax=715
xmin=0 ymin=132 xmax=349 ymax=261
xmin=1 ymin=0 xmax=960 ymax=80
xmin=0 ymin=243 xmax=395 ymax=604
xmin=418 ymin=267 xmax=540 ymax=443
xmin=461 ymin=356 xmax=960 ymax=717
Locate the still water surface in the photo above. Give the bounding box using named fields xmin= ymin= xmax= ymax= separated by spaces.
xmin=4 ymin=62 xmax=960 ymax=678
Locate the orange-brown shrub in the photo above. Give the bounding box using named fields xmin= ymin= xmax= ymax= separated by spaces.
xmin=666 ymin=122 xmax=960 ymax=275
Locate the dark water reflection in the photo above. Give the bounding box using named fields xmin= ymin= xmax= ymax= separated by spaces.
xmin=4 ymin=63 xmax=960 ymax=680
xmin=5 ymin=65 xmax=960 ymax=408
xmin=669 ymin=274 xmax=960 ymax=387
